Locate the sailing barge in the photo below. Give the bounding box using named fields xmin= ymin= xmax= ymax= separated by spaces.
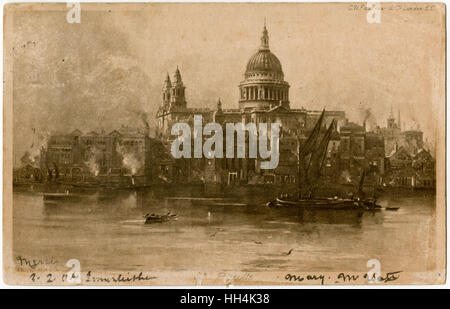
xmin=268 ymin=109 xmax=382 ymax=211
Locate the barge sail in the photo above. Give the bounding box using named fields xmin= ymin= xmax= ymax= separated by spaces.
xmin=269 ymin=109 xmax=379 ymax=210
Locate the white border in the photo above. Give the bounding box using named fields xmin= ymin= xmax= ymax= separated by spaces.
xmin=0 ymin=0 xmax=448 ymax=290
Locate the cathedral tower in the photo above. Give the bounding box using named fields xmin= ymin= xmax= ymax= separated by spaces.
xmin=170 ymin=67 xmax=186 ymax=109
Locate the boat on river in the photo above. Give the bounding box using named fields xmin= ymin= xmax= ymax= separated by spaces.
xmin=43 ymin=192 xmax=85 ymax=203
xmin=385 ymin=207 xmax=400 ymax=211
xmin=268 ymin=109 xmax=383 ymax=211
xmin=268 ymin=196 xmax=382 ymax=211
xmin=271 ymin=197 xmax=359 ymax=209
xmin=144 ymin=212 xmax=178 ymax=224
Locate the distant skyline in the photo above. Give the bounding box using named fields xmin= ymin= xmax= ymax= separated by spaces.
xmin=9 ymin=3 xmax=444 ymax=162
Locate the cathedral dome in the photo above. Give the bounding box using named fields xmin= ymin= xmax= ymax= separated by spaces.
xmin=245 ymin=49 xmax=283 ymax=78
xmin=238 ymin=23 xmax=290 ymax=111
xmin=244 ymin=24 xmax=284 ymax=79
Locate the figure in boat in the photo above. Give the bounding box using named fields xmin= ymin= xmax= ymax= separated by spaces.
xmin=144 ymin=211 xmax=178 ymax=224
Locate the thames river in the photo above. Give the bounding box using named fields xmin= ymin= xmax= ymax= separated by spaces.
xmin=12 ymin=188 xmax=436 ymax=277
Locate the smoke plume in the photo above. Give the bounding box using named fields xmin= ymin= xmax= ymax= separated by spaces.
xmin=22 ymin=130 xmax=49 ymax=166
xmin=359 ymin=107 xmax=377 ymax=131
xmin=129 ymin=109 xmax=150 ymax=137
xmin=84 ymin=147 xmax=103 ymax=176
xmin=116 ymin=143 xmax=144 ymax=175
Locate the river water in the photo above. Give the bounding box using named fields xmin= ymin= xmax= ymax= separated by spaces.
xmin=12 ymin=188 xmax=436 ymax=277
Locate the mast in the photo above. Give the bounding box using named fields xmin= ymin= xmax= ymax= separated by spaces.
xmin=358 ymin=169 xmax=366 ymax=197
xmin=298 ymin=109 xmax=326 ymax=196
xmin=299 ymin=109 xmax=325 ymax=156
xmin=313 ymin=120 xmax=335 ymax=177
xmin=309 ymin=119 xmax=335 ymax=195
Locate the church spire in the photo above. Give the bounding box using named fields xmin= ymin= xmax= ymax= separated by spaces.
xmin=173 ymin=66 xmax=183 ymax=86
xmin=170 ymin=66 xmax=186 ymax=108
xmin=387 ymin=104 xmax=397 ymax=129
xmin=260 ymin=20 xmax=269 ymax=50
xmin=162 ymin=72 xmax=172 ymax=104
xmin=217 ymin=97 xmax=222 ymax=111
xmin=163 ymin=72 xmax=172 ymax=89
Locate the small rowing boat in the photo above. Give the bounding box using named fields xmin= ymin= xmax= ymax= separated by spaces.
xmin=144 ymin=212 xmax=178 ymax=224
xmin=385 ymin=207 xmax=400 ymax=211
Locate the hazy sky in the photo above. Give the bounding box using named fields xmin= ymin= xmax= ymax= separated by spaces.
xmin=8 ymin=3 xmax=445 ymax=162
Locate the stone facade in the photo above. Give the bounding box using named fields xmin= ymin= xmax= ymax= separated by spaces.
xmin=385 ymin=146 xmax=435 ymax=188
xmin=155 ymin=24 xmax=354 ymax=185
xmin=375 ymin=107 xmax=424 ymax=157
xmin=153 ymin=24 xmax=433 ymax=188
xmin=40 ymin=126 xmax=171 ymax=184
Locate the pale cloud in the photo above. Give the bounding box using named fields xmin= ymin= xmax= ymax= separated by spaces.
xmin=8 ymin=3 xmax=444 ymax=162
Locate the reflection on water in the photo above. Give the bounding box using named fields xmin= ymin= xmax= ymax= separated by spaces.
xmin=13 ymin=189 xmax=436 ymax=274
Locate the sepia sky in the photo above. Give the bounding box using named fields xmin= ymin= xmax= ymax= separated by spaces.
xmin=7 ymin=3 xmax=445 ymax=162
